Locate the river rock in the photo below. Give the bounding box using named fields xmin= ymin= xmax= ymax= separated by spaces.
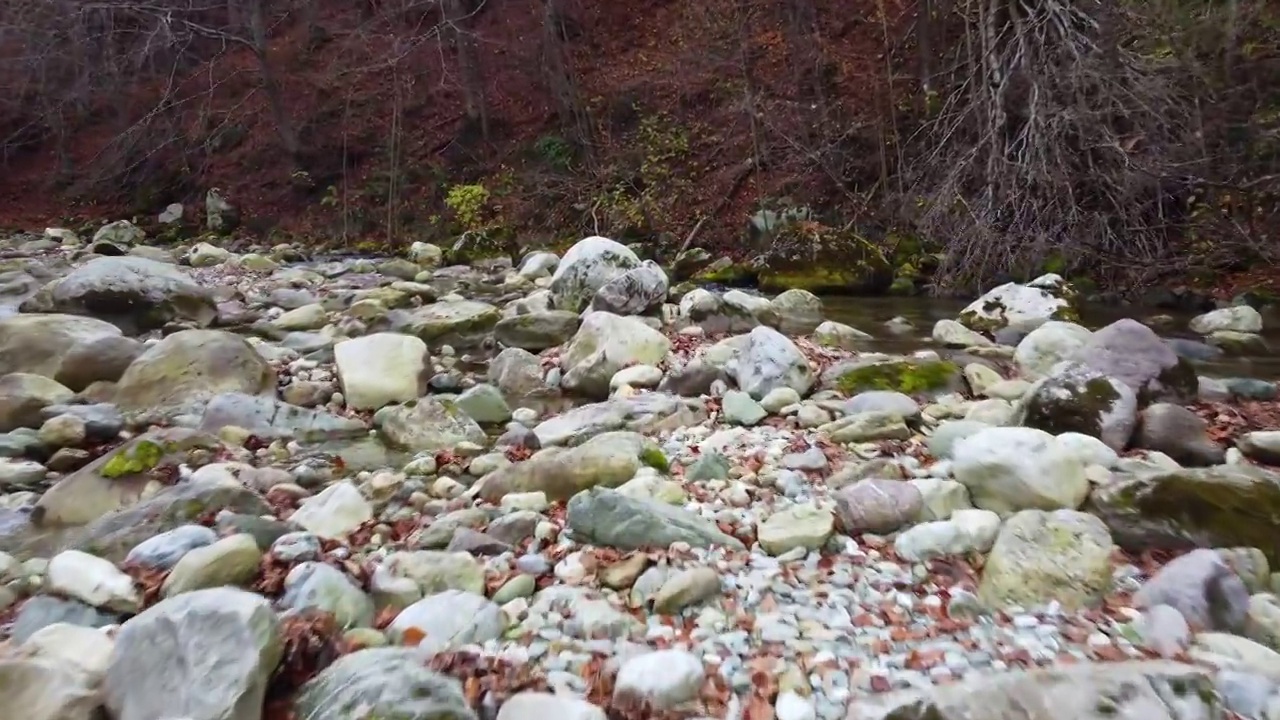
xmin=493 ymin=310 xmax=581 ymax=350
xmin=728 ymin=325 xmax=814 ymax=399
xmin=46 ymin=549 xmax=140 ymax=612
xmin=0 ymin=313 xmax=124 ymax=378
xmin=479 ymin=431 xmax=666 ymax=501
xmin=161 ymin=533 xmax=263 ymax=597
xmin=1013 ymin=321 xmax=1092 ymax=378
xmin=614 ymin=649 xmax=705 ymax=709
xmin=1133 ymin=403 xmax=1225 ymax=466
xmin=550 ymin=236 xmax=641 ymax=313
xmin=846 ymin=660 xmax=1220 ymax=720
xmin=377 ymin=396 xmax=487 ymax=452
xmin=497 ymin=693 xmax=605 ymax=720
xmin=952 ymin=426 xmax=1089 ymax=513
xmin=1073 ymin=318 xmax=1198 ymax=404
xmin=112 ymin=330 xmax=276 ymax=414
xmin=20 ymin=256 xmax=216 ymax=332
xmin=1088 ymin=465 xmax=1280 ymax=564
xmin=770 ymin=289 xmax=824 ymax=335
xmin=104 ymin=588 xmax=282 ymax=720
xmin=591 ymin=259 xmax=669 ymax=315
xmin=402 ymin=299 xmax=500 ymax=348
xmin=566 ymin=487 xmax=745 ymax=550
xmin=334 ymin=332 xmax=428 ymax=410
xmin=35 ymin=427 xmax=221 ymax=526
xmin=1020 ymin=361 xmax=1137 ymax=451
xmin=281 ymin=561 xmax=375 ymax=629
xmin=758 ymin=504 xmax=834 ymax=556
xmin=53 ymin=334 xmax=144 ymax=391
xmin=380 ymin=550 xmax=486 ymax=595
xmin=198 ymin=392 xmax=367 ymax=441
xmin=1239 ymin=430 xmax=1280 ymax=465
xmin=1191 ymin=305 xmax=1263 ymax=334
xmin=0 ymin=373 xmax=73 ymax=432
xmin=834 ymin=478 xmax=923 ymax=534
xmin=294 ymin=647 xmax=477 ymax=720
xmin=978 ymin=509 xmax=1114 ymax=611
xmin=289 ymin=481 xmax=373 ymax=540
xmin=388 ymin=589 xmax=505 ymax=651
xmin=957 ymin=274 xmax=1076 ymax=333
xmin=1132 ymin=548 xmax=1249 ymax=634
xmin=560 ymin=311 xmax=670 ymax=399
xmin=125 ymin=524 xmax=218 ymax=570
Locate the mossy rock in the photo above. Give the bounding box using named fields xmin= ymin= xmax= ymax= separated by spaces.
xmin=100 ymin=439 xmax=167 ymax=479
xmin=1088 ymin=466 xmax=1280 ymax=565
xmin=692 ymin=258 xmax=755 ymax=286
xmin=446 ymin=228 xmax=515 ymax=265
xmin=753 ymin=223 xmax=892 ymax=294
xmin=1021 ymin=365 xmax=1135 ymax=450
xmin=827 ymin=358 xmax=961 ymax=396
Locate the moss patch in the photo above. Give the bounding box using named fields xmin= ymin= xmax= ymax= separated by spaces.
xmin=758 ymin=266 xmax=887 ymax=294
xmin=639 ymin=445 xmax=670 ymax=473
xmin=1023 ymin=375 xmax=1120 ymax=438
xmin=692 ymin=260 xmax=755 ymax=286
xmin=835 ymin=360 xmax=960 ymax=395
xmin=101 ymin=440 xmax=166 ymax=479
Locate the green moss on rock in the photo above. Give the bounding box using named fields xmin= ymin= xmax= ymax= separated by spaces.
xmin=835 ymin=360 xmax=959 ymax=395
xmin=639 ymin=445 xmax=670 ymax=473
xmin=1023 ymin=375 xmax=1120 ymax=438
xmin=101 ymin=440 xmax=165 ymax=479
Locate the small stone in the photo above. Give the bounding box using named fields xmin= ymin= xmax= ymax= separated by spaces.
xmin=46 ymin=550 xmax=140 ymax=613
xmin=613 ymin=649 xmax=704 ymax=709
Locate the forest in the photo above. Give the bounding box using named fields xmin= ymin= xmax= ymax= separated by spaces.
xmin=0 ymin=0 xmax=1276 ymax=294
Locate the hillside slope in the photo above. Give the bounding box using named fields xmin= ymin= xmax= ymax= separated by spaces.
xmin=0 ymin=0 xmax=913 ymax=260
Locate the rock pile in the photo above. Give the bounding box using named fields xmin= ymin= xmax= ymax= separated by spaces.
xmin=0 ymin=230 xmax=1278 ymax=720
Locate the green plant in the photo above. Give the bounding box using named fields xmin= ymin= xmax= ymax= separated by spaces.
xmin=534 ymin=135 xmax=575 ymax=171
xmin=444 ymin=183 xmax=491 ymax=232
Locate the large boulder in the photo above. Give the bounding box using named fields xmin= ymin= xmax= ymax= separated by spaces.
xmin=478 ymin=431 xmax=667 ymax=501
xmin=334 ymin=332 xmax=428 ymax=410
xmin=550 ymin=236 xmax=641 ymax=313
xmin=957 ymin=273 xmax=1078 ymax=333
xmin=560 ymin=312 xmax=670 ymax=399
xmin=978 ymin=509 xmax=1115 ymax=611
xmin=1190 ymin=305 xmax=1263 ymax=335
xmin=20 ymin=256 xmax=216 ymax=332
xmin=1020 ymin=361 xmax=1138 ymax=451
xmin=104 ymin=588 xmax=282 ymax=720
xmin=590 ymin=259 xmax=669 ymax=315
xmin=952 ymin=427 xmax=1089 ymax=513
xmin=1089 ymin=466 xmax=1280 ymax=564
xmin=35 ymin=427 xmax=221 ymax=526
xmin=727 ymin=325 xmax=814 ymax=399
xmin=0 ymin=314 xmax=124 ymax=378
xmin=1072 ymin=318 xmax=1198 ymax=404
xmin=1132 ymin=403 xmax=1225 ymax=466
xmin=111 ymin=330 xmax=276 ymax=414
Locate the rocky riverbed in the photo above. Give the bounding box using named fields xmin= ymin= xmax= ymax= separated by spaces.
xmin=3 ymin=226 xmax=1280 ymax=719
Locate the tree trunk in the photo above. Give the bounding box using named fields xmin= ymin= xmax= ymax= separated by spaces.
xmin=444 ymin=0 xmax=488 ymax=140
xmin=245 ymin=0 xmax=301 ymax=159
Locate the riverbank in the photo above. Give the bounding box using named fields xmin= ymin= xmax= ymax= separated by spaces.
xmin=2 ymin=229 xmax=1280 ymax=719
